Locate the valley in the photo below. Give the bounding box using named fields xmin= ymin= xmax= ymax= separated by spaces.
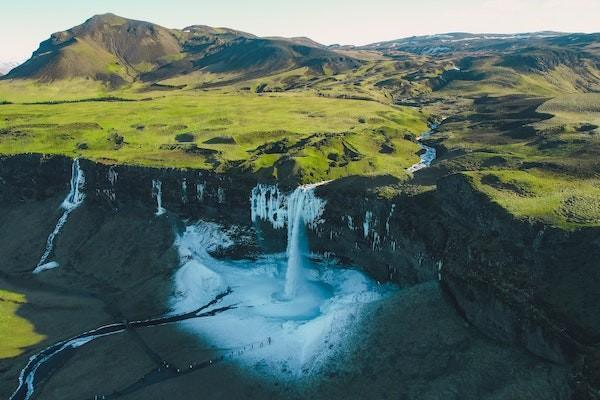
xmin=0 ymin=12 xmax=599 ymax=400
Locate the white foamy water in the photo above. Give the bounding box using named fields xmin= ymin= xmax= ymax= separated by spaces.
xmin=407 ymin=125 xmax=438 ymax=173
xmin=171 ymin=221 xmax=393 ymax=377
xmin=250 ymin=184 xmax=327 ymax=298
xmin=11 ymin=328 xmax=124 ymax=400
xmin=152 ymin=179 xmax=166 ymax=216
xmin=33 ymin=159 xmax=85 ymax=274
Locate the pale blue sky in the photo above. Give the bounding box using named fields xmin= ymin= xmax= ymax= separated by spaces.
xmin=1 ymin=0 xmax=598 ymax=60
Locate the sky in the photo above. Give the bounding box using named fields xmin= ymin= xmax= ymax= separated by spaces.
xmin=1 ymin=0 xmax=599 ymax=60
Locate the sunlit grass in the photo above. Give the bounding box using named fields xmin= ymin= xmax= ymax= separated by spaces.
xmin=0 ymin=88 xmax=427 ymax=181
xmin=468 ymin=169 xmax=600 ymax=229
xmin=0 ymin=289 xmax=45 ymax=359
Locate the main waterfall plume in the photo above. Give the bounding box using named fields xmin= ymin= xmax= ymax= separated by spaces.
xmin=250 ymin=184 xmax=326 ymax=299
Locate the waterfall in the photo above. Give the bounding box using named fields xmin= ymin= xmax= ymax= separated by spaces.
xmin=107 ymin=166 xmax=118 ymax=186
xmin=284 ymin=187 xmax=323 ymax=298
xmin=152 ymin=180 xmax=166 ymax=216
xmin=250 ymin=184 xmax=326 ymax=299
xmin=33 ymin=159 xmax=85 ymax=274
xmin=196 ymin=182 xmax=206 ymax=202
xmin=250 ymin=184 xmax=286 ymax=229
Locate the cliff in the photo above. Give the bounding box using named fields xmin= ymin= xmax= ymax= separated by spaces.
xmin=1 ymin=154 xmax=598 ymax=398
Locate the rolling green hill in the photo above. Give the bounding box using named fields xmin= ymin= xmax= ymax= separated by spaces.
xmin=0 ymin=14 xmax=599 ymax=226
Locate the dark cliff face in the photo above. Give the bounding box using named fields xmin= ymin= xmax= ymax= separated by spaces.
xmin=310 ymin=176 xmax=443 ymax=286
xmin=1 ymin=154 xmax=599 ymax=397
xmin=81 ymin=158 xmax=257 ymax=226
xmin=0 ymin=154 xmax=257 ymax=225
xmin=312 ymin=173 xmax=600 ymax=398
xmin=437 ymin=175 xmax=600 ymax=359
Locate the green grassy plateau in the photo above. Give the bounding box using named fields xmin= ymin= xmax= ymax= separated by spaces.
xmin=0 ymin=84 xmax=427 ymax=183
xmin=1 ymin=14 xmax=599 ymax=228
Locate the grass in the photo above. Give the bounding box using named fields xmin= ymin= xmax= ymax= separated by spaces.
xmin=1 ymin=49 xmax=598 ymax=225
xmin=468 ymin=169 xmax=600 ymax=229
xmin=0 ymin=289 xmax=45 ymax=359
xmin=0 ymin=83 xmax=428 ymax=182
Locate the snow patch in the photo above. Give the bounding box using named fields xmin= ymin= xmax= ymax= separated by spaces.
xmin=171 ymin=221 xmax=394 ymax=378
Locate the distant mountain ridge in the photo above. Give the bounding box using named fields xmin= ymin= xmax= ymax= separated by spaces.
xmin=5 ymin=14 xmax=598 ymax=88
xmin=361 ymin=31 xmax=600 ymax=55
xmin=5 ymin=13 xmax=360 ymax=86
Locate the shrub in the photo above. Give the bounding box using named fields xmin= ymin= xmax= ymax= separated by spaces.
xmin=175 ymin=133 xmax=195 ymax=143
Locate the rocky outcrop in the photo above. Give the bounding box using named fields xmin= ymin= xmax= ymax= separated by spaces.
xmin=312 ymin=173 xmax=600 ymax=398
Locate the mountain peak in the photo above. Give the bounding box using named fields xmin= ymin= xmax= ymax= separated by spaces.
xmin=86 ymin=13 xmax=129 ymax=25
xmin=3 ymin=14 xmax=359 ymax=85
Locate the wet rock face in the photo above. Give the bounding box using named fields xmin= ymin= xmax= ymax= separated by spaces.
xmin=311 ymin=182 xmax=443 ymax=286
xmin=0 ymin=154 xmax=258 ymax=226
xmin=311 ymin=173 xmax=600 ymax=395
xmin=0 ymin=155 xmax=73 ymax=203
xmin=81 ymin=159 xmax=257 ymax=225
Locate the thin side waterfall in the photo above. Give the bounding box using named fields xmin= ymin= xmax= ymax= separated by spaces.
xmin=152 ymin=179 xmax=166 ymax=216
xmin=250 ymin=184 xmax=326 ymax=299
xmin=33 ymin=159 xmax=85 ymax=274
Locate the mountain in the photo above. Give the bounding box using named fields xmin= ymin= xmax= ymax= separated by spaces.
xmin=362 ymin=31 xmax=572 ymax=55
xmin=6 ymin=14 xmax=181 ymax=85
xmin=4 ymin=13 xmax=360 ymax=86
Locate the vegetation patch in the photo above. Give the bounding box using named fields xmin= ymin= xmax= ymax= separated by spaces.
xmin=175 ymin=133 xmax=195 ymax=143
xmin=470 ymin=169 xmax=600 ymax=229
xmin=480 ymin=173 xmax=533 ymax=196
xmin=203 ymin=136 xmax=236 ymax=145
xmin=0 ymin=289 xmax=45 ymax=359
xmin=559 ymin=195 xmax=600 ymax=225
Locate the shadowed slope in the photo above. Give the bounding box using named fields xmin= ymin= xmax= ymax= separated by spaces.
xmin=6 ymin=14 xmax=182 ymax=85
xmin=5 ymin=14 xmax=361 ymax=86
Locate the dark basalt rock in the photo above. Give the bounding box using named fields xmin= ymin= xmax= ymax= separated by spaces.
xmin=1 ymin=154 xmax=599 ymax=397
xmin=203 ymin=136 xmax=236 ymax=145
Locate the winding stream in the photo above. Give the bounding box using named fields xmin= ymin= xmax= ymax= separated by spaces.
xmin=407 ymin=124 xmax=439 ymax=173
xmin=10 ymin=290 xmax=235 ymax=400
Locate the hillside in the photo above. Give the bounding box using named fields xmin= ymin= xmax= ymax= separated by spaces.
xmin=0 ymin=15 xmax=599 ymax=223
xmin=4 ymin=14 xmax=360 ymax=86
xmin=6 ymin=14 xmax=181 ymax=86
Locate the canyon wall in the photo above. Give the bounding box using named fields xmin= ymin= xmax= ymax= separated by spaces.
xmin=1 ymin=154 xmax=599 ymax=396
